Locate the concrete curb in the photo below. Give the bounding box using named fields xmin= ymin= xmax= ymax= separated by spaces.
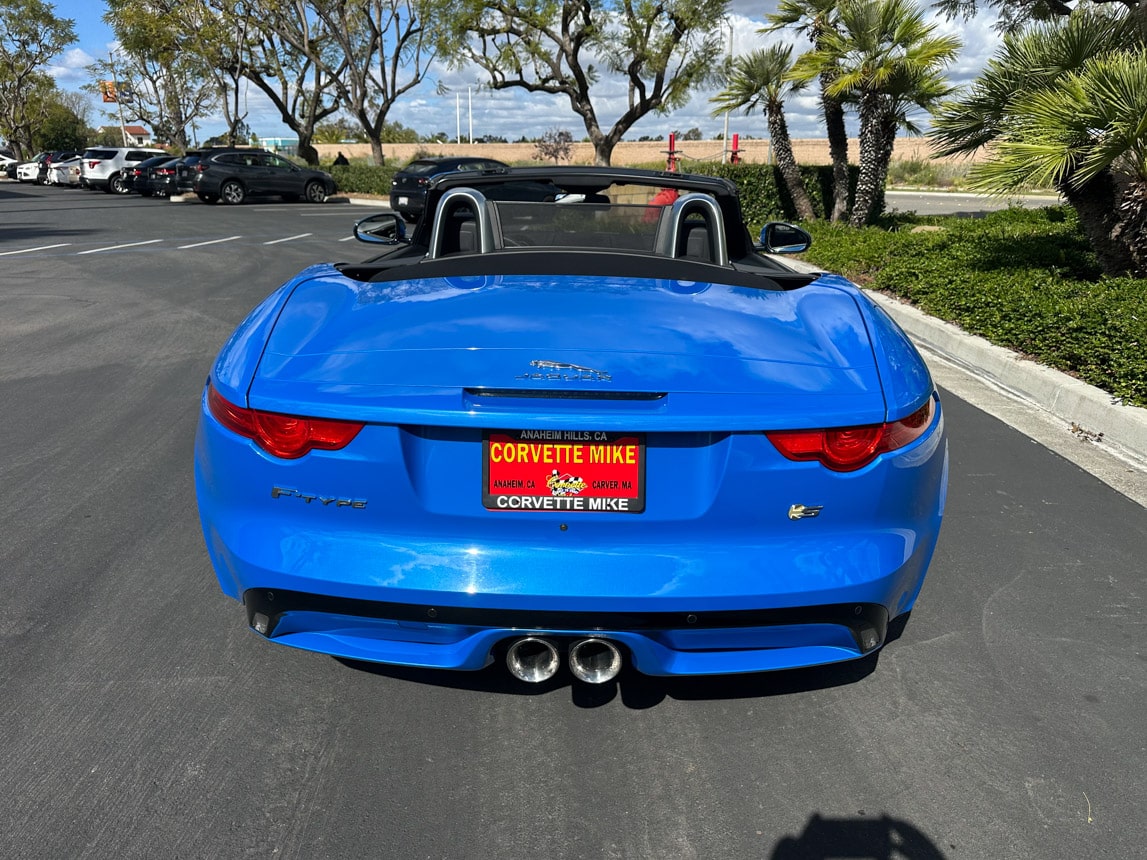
xmin=868 ymin=291 xmax=1147 ymax=468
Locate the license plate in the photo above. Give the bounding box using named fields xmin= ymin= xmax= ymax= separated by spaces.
xmin=483 ymin=430 xmax=645 ymax=513
xmin=397 ymin=196 xmax=408 ymax=205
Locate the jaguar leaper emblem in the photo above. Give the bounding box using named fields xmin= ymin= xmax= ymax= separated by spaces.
xmin=516 ymin=360 xmax=612 ymax=382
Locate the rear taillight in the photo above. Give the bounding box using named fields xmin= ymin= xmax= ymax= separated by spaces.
xmin=157 ymin=168 xmax=174 ymax=175
xmin=196 ymin=163 xmax=207 ymax=172
xmin=766 ymin=398 xmax=935 ymax=472
xmin=88 ymin=160 xmax=100 ymax=169
xmin=207 ymin=384 xmax=364 ymax=459
xmin=417 ymin=177 xmax=429 ymax=186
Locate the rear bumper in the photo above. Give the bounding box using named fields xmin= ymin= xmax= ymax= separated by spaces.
xmin=242 ymin=588 xmax=892 ymax=676
xmin=196 ymin=395 xmax=947 ymax=678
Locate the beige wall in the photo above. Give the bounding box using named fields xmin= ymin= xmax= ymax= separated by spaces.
xmin=313 ymin=137 xmax=979 ymax=167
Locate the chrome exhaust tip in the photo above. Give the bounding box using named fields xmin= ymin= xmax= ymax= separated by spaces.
xmin=568 ymin=638 xmax=623 ymax=684
xmin=505 ymin=637 xmax=561 ymax=683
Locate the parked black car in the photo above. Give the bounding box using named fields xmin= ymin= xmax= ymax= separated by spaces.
xmin=389 ymin=156 xmax=509 ymax=222
xmin=144 ymin=154 xmax=201 ymax=197
xmin=125 ymin=156 xmax=176 ymax=195
xmin=193 ymin=147 xmax=337 ymax=204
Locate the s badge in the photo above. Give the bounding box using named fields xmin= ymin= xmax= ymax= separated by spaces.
xmin=787 ymin=504 xmax=824 ymax=520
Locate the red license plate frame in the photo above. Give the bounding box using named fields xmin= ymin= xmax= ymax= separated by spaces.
xmin=483 ymin=430 xmax=645 ymax=513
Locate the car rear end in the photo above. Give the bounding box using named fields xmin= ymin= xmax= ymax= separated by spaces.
xmin=80 ymin=148 xmax=121 ymax=190
xmin=389 ymin=160 xmax=442 ymax=220
xmin=145 ymin=158 xmax=180 ymax=196
xmin=174 ymin=155 xmax=201 ymax=194
xmin=196 ymin=265 xmax=947 ymax=680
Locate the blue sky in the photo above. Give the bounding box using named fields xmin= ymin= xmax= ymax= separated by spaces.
xmin=45 ymin=0 xmax=1002 ymax=145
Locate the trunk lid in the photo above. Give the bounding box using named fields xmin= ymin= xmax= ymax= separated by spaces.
xmin=250 ymin=266 xmax=886 ymax=430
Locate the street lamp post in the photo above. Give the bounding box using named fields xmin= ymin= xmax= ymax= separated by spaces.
xmin=722 ymin=19 xmax=733 ymax=164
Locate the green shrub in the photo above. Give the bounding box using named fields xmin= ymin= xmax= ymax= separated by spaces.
xmin=686 ymin=163 xmax=866 ymax=229
xmin=329 ymin=163 xmax=400 ymax=196
xmin=802 ymin=207 xmax=1147 ymax=406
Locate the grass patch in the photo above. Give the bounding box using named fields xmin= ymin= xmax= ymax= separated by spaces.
xmin=885 ymin=158 xmax=971 ymax=190
xmin=801 ymin=206 xmax=1147 ymax=407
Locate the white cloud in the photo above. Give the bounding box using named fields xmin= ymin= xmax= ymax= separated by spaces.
xmin=46 ymin=47 xmax=96 ymax=87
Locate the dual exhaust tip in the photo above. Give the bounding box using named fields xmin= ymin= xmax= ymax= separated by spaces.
xmin=505 ymin=636 xmax=623 ymax=684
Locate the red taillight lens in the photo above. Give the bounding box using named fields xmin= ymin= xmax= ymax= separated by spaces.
xmin=207 ymin=384 xmax=364 ymax=459
xmin=88 ymin=160 xmax=100 ymax=169
xmin=157 ymin=168 xmax=174 ymax=175
xmin=766 ymin=398 xmax=935 ymax=472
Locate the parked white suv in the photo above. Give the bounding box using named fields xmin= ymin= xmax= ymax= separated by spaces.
xmin=80 ymin=146 xmax=166 ymax=193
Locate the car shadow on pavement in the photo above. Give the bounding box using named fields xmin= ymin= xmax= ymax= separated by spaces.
xmin=0 ymin=223 xmax=101 ymax=241
xmin=770 ymin=812 xmax=949 ymax=859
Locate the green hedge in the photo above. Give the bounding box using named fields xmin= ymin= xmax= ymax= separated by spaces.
xmin=801 ymin=206 xmax=1147 ymax=407
xmin=329 ymin=163 xmax=400 ymax=196
xmin=686 ymin=163 xmax=866 ymax=229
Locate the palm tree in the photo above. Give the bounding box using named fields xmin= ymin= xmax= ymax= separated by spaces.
xmin=930 ymin=9 xmax=1146 ymax=275
xmin=764 ymin=0 xmax=850 ymax=221
xmin=711 ymin=45 xmax=817 ymax=220
xmin=794 ymin=0 xmax=961 ymax=227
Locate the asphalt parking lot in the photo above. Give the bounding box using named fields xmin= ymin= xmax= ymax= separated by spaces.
xmin=1 ymin=181 xmax=1145 ymax=859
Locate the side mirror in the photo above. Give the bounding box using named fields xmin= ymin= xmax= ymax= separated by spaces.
xmin=353 ymin=212 xmax=408 ymax=245
xmin=759 ymin=222 xmax=812 ymax=255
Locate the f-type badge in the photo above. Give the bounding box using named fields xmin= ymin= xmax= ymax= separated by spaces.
xmin=788 ymin=504 xmax=824 ymax=520
xmin=516 ymin=360 xmax=612 ymax=382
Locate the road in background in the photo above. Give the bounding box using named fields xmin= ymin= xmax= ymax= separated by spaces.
xmin=1 ymin=183 xmax=1144 ymax=859
xmin=884 ymin=189 xmax=1060 ymax=216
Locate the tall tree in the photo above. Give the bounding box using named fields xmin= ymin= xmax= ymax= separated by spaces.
xmin=710 ymin=45 xmax=817 ymax=220
xmin=245 ymin=0 xmax=434 ymax=166
xmin=930 ymin=9 xmax=1147 ymax=275
xmin=793 ymin=0 xmax=960 ymax=226
xmin=107 ymin=0 xmax=244 ymax=146
xmin=234 ymin=13 xmax=347 ymax=166
xmin=0 ymin=0 xmax=76 ymax=159
xmin=106 ymin=0 xmax=345 ymax=165
xmin=102 ymin=1 xmax=221 ymax=150
xmin=87 ymin=52 xmax=217 ymax=150
xmin=433 ymin=0 xmax=728 ymax=166
xmin=303 ymin=0 xmax=438 ymax=166
xmin=34 ymin=94 xmax=88 ymax=151
xmin=764 ymin=0 xmax=850 ymax=221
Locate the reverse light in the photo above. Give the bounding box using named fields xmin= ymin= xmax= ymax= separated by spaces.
xmin=207 ymin=384 xmax=364 ymax=459
xmin=766 ymin=398 xmax=936 ymax=472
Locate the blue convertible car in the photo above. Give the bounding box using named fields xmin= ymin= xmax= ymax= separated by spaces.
xmin=195 ymin=167 xmax=947 ymax=683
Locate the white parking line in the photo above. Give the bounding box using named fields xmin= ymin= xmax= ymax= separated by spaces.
xmin=179 ymin=235 xmax=241 ymax=249
xmin=263 ymin=233 xmax=313 ymax=245
xmin=77 ymin=239 xmax=163 ymax=255
xmin=0 ymin=243 xmax=71 ymax=256
xmin=338 ymin=235 xmax=357 ymax=242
